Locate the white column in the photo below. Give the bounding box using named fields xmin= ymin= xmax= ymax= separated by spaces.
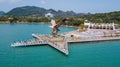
xmin=109 ymin=24 xmax=111 ymax=30
xmin=88 ymin=24 xmax=90 ymax=30
xmin=112 ymin=22 xmax=115 ymax=30
xmin=106 ymin=24 xmax=107 ymax=30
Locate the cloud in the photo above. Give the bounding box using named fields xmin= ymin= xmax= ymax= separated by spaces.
xmin=40 ymin=0 xmax=46 ymax=4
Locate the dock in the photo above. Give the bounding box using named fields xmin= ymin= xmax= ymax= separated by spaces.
xmin=32 ymin=34 xmax=68 ymax=55
xmin=11 ymin=33 xmax=120 ymax=55
xmin=11 ymin=39 xmax=47 ymax=47
xmin=11 ymin=34 xmax=68 ymax=55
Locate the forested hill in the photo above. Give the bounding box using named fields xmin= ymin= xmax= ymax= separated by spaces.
xmin=5 ymin=6 xmax=86 ymax=17
xmin=81 ymin=11 xmax=120 ymax=23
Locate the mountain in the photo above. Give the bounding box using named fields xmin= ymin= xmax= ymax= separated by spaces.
xmin=0 ymin=11 xmax=5 ymax=15
xmin=6 ymin=6 xmax=46 ymax=16
xmin=6 ymin=6 xmax=85 ymax=17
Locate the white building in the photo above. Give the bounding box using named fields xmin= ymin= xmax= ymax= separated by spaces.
xmin=45 ymin=13 xmax=54 ymax=18
xmin=84 ymin=20 xmax=116 ymax=30
xmin=84 ymin=20 xmax=91 ymax=26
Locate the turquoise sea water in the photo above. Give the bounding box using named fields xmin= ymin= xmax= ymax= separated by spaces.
xmin=0 ymin=24 xmax=120 ymax=67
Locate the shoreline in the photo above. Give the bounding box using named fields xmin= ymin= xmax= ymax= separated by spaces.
xmin=0 ymin=21 xmax=79 ymax=28
xmin=0 ymin=21 xmax=49 ymax=24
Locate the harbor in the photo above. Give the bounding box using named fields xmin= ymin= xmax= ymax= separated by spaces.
xmin=11 ymin=32 xmax=120 ymax=55
xmin=1 ymin=0 xmax=120 ymax=66
xmin=11 ymin=20 xmax=120 ymax=55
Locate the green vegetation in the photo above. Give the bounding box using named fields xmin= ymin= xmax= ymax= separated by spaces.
xmin=56 ymin=11 xmax=120 ymax=27
xmin=0 ymin=16 xmax=51 ymax=23
xmin=0 ymin=6 xmax=120 ymax=27
xmin=81 ymin=11 xmax=120 ymax=24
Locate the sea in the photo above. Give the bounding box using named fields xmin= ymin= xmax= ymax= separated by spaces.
xmin=0 ymin=24 xmax=120 ymax=67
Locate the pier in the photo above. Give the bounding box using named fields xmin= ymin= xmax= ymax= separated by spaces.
xmin=32 ymin=34 xmax=68 ymax=55
xmin=11 ymin=39 xmax=47 ymax=47
xmin=11 ymin=34 xmax=68 ymax=55
xmin=11 ymin=33 xmax=120 ymax=55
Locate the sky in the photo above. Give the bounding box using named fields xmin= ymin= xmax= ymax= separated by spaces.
xmin=0 ymin=0 xmax=120 ymax=13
